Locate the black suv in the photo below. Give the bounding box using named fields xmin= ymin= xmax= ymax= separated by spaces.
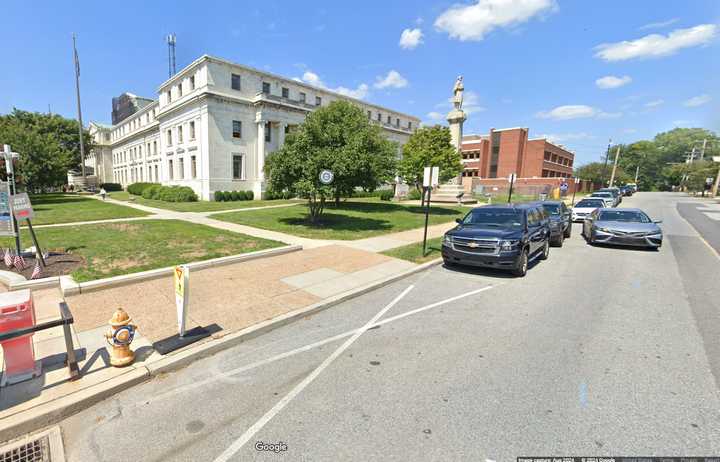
xmin=442 ymin=203 xmax=551 ymax=277
xmin=532 ymin=200 xmax=571 ymax=247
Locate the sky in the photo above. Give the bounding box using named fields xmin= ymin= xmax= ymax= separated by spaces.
xmin=1 ymin=0 xmax=718 ymax=166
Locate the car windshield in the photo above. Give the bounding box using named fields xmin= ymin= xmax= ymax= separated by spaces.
xmin=576 ymin=200 xmax=604 ymax=207
xmin=462 ymin=209 xmax=524 ymax=228
xmin=541 ymin=203 xmax=561 ymax=215
xmin=597 ymin=210 xmax=651 ymax=223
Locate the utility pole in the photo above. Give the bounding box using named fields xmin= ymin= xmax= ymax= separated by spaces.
xmin=700 ymin=139 xmax=707 ymax=161
xmin=687 ymin=146 xmax=696 ymax=164
xmin=608 ymin=146 xmax=621 ymax=188
xmin=72 ymin=33 xmax=86 ymax=188
xmin=601 ymin=139 xmax=612 ymax=186
xmin=634 ymin=165 xmax=639 ymax=184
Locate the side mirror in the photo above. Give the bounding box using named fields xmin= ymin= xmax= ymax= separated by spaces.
xmin=455 ymin=218 xmax=462 ymax=224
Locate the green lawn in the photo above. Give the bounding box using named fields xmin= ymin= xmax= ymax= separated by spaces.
xmin=211 ymin=202 xmax=466 ymax=240
xmin=26 ymin=194 xmax=150 ymax=225
xmin=382 ymin=237 xmax=444 ymax=264
xmin=108 ymin=191 xmax=300 ymax=212
xmin=0 ymin=219 xmax=283 ymax=282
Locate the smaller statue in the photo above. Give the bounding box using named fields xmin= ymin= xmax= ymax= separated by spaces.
xmin=453 ymin=76 xmax=464 ymax=110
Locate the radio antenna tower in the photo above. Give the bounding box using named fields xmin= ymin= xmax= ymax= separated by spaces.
xmin=167 ymin=33 xmax=177 ymax=77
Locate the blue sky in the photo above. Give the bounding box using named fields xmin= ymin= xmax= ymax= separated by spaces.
xmin=1 ymin=0 xmax=718 ymax=165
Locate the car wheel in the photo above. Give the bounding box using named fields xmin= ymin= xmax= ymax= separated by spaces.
xmin=555 ymin=233 xmax=564 ymax=247
xmin=563 ymin=224 xmax=571 ymax=238
xmin=443 ymin=258 xmax=454 ymax=268
xmin=512 ymin=250 xmax=528 ymax=277
xmin=588 ymin=232 xmax=595 ymax=245
xmin=540 ymin=239 xmax=550 ymax=260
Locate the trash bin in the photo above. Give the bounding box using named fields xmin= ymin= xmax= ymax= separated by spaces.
xmin=0 ymin=289 xmax=40 ymax=386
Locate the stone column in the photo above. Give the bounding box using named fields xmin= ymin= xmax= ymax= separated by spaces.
xmin=254 ymin=119 xmax=266 ymax=199
xmin=446 ymin=109 xmax=467 ymax=185
xmin=278 ymin=122 xmax=286 ymax=149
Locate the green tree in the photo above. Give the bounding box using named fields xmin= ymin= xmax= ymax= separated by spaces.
xmin=0 ymin=109 xmax=94 ymax=191
xmin=398 ymin=125 xmax=463 ymax=189
xmin=574 ymin=161 xmax=630 ymax=186
xmin=265 ymin=100 xmax=397 ymax=222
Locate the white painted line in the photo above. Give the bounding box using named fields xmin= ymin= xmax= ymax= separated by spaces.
xmin=213 ymin=284 xmax=415 ymax=462
xmin=141 ymin=284 xmax=494 ymax=405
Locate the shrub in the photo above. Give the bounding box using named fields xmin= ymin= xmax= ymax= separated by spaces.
xmin=214 ymin=190 xmax=224 ymax=202
xmin=228 ymin=191 xmax=237 ymax=201
xmin=99 ymin=182 xmax=122 ymax=192
xmin=156 ymin=185 xmax=198 ymax=202
xmin=379 ymin=189 xmax=394 ymax=201
xmin=142 ymin=184 xmax=162 ymax=200
xmin=408 ymin=188 xmax=421 ymax=200
xmin=127 ymin=182 xmax=158 ymax=196
xmin=245 ymin=190 xmax=254 ymax=200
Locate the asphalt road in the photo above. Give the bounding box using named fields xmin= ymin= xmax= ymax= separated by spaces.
xmin=60 ymin=192 xmax=720 ymax=461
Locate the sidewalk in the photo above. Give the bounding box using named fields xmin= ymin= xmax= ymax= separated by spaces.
xmin=0 ymin=244 xmax=419 ymax=438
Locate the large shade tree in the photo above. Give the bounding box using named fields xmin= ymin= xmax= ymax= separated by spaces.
xmin=265 ymin=100 xmax=397 ymax=222
xmin=0 ymin=109 xmax=94 ymax=192
xmin=397 ymin=125 xmax=463 ymax=188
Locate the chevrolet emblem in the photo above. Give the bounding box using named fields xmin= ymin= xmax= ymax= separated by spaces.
xmin=467 ymin=242 xmax=479 ymax=248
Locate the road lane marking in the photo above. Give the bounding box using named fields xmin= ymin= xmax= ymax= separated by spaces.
xmin=213 ymin=284 xmax=416 ymax=462
xmin=579 ymin=382 xmax=588 ymax=408
xmin=141 ymin=284 xmax=495 ymax=406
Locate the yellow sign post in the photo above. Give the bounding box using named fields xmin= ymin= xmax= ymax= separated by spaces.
xmin=173 ymin=265 xmax=189 ymax=337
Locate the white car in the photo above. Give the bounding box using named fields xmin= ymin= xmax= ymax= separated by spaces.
xmin=571 ymin=198 xmax=607 ymax=222
xmin=589 ymin=192 xmax=615 ymax=208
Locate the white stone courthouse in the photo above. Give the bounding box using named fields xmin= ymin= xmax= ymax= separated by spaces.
xmin=87 ymin=55 xmax=420 ymax=200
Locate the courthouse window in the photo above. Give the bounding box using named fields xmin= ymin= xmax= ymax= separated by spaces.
xmin=232 ymin=120 xmax=242 ymax=138
xmin=231 ymin=74 xmax=241 ymax=90
xmin=232 ymin=154 xmax=244 ymax=180
xmin=262 ymin=82 xmax=271 ymax=94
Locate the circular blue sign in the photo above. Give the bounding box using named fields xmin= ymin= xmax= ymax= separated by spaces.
xmin=319 ymin=169 xmax=334 ymax=185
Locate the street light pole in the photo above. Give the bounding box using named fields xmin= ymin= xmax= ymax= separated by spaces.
xmin=601 ymin=139 xmax=612 ymax=186
xmin=608 ymin=146 xmax=621 ymax=188
xmin=72 ymin=33 xmax=86 ymax=188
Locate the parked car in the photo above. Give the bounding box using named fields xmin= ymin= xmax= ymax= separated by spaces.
xmin=442 ymin=203 xmax=551 ymax=277
xmin=532 ymin=200 xmax=572 ymax=247
xmin=582 ymin=208 xmax=663 ymax=249
xmin=597 ymin=187 xmax=622 ymax=205
xmin=589 ymin=191 xmax=616 ymax=207
xmin=626 ymin=183 xmax=638 ymax=193
xmin=619 ymin=185 xmax=634 ymax=196
xmin=571 ymin=198 xmax=606 ymax=222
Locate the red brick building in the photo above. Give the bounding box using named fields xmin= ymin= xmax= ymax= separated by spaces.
xmin=459 ymin=127 xmax=587 ymax=194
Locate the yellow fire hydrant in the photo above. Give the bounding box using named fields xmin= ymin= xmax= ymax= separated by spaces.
xmin=104 ymin=308 xmax=137 ymax=367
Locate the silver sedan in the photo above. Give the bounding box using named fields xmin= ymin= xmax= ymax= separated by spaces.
xmin=582 ymin=207 xmax=663 ymax=249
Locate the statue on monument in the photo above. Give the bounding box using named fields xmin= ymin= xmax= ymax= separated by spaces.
xmin=452 ymin=75 xmax=464 ymax=110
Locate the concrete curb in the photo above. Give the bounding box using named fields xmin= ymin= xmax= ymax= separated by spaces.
xmin=61 ymin=245 xmax=302 ymax=295
xmin=0 ymin=257 xmax=441 ymax=443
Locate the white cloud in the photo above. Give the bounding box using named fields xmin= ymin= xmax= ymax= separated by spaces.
xmin=684 ymin=94 xmax=712 ymax=107
xmin=295 ymin=70 xmax=370 ymax=100
xmin=644 ymin=99 xmax=664 ymax=108
xmin=536 ymin=105 xmax=622 ymax=120
xmin=639 ymin=18 xmax=679 ymax=31
xmin=673 ymin=119 xmax=697 ymax=127
xmin=374 ymin=70 xmax=408 ymax=89
xmin=434 ymin=0 xmax=557 ymax=41
xmin=426 ymin=111 xmax=445 ymax=121
xmin=399 ymin=28 xmax=423 ymax=49
xmin=595 ymin=75 xmax=632 ymax=89
xmin=536 ymin=105 xmax=598 ymax=120
xmin=594 ymin=24 xmax=717 ymax=61
xmin=541 ymin=132 xmax=595 ymax=143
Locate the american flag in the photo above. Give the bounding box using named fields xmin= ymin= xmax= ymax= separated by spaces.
xmin=30 ymin=260 xmax=42 ymax=279
xmin=4 ymin=249 xmax=13 ymax=268
xmin=13 ymin=254 xmax=26 ymax=271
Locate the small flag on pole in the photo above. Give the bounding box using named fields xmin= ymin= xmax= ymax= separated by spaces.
xmin=31 ymin=260 xmax=42 ymax=279
xmin=4 ymin=249 xmax=13 ymax=268
xmin=13 ymin=254 xmax=26 ymax=271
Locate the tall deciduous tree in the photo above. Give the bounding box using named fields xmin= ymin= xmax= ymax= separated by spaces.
xmin=575 ymin=161 xmax=631 ymax=186
xmin=0 ymin=109 xmax=94 ymax=192
xmin=265 ymin=100 xmax=397 ymax=222
xmin=398 ymin=125 xmax=463 ymax=188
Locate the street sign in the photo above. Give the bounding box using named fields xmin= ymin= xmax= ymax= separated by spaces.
xmin=0 ymin=182 xmax=14 ymax=237
xmin=319 ymin=169 xmax=334 ymax=185
xmin=173 ymin=265 xmax=189 ymax=337
xmin=560 ymin=182 xmax=569 ymax=192
xmin=507 ymin=173 xmax=517 ymax=183
xmin=574 ymin=177 xmax=581 ymax=184
xmin=423 ymin=166 xmax=439 ymax=187
xmin=10 ymin=193 xmax=33 ymax=221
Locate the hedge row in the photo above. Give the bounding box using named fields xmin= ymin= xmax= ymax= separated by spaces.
xmin=264 ymin=189 xmax=295 ymax=200
xmin=350 ymin=189 xmax=394 ymax=201
xmin=127 ymin=182 xmax=158 ymax=196
xmin=214 ymin=190 xmax=254 ymax=202
xmin=142 ymin=185 xmax=198 ymax=202
xmin=99 ymin=183 xmax=122 ymax=192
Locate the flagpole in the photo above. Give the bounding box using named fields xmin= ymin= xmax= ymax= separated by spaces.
xmin=72 ymin=33 xmax=86 ymax=188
